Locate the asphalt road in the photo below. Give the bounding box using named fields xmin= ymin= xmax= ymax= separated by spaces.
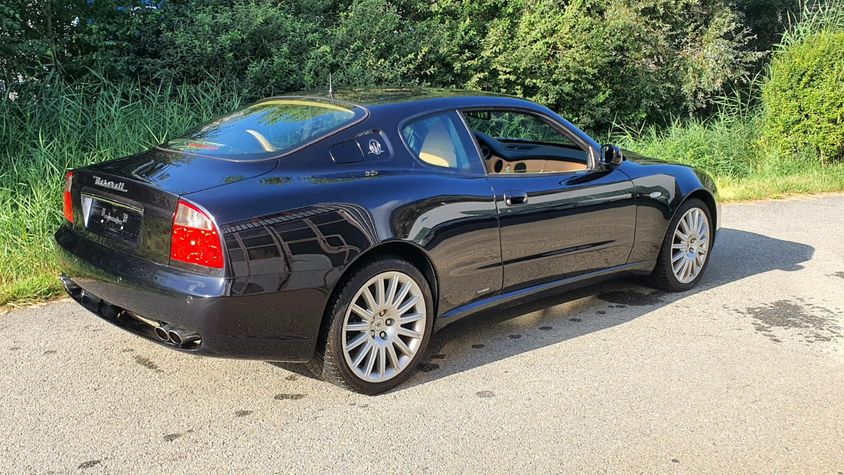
xmin=2 ymin=195 xmax=844 ymax=474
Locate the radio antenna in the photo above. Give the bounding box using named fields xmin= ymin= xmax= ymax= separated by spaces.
xmin=328 ymin=73 xmax=334 ymax=99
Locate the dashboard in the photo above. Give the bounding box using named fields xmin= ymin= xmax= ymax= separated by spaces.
xmin=474 ymin=132 xmax=589 ymax=174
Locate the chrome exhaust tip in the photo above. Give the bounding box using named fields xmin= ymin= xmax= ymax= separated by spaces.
xmin=167 ymin=328 xmax=200 ymax=347
xmin=154 ymin=325 xmax=172 ymax=342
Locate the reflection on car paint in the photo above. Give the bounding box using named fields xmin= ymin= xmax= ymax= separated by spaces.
xmin=223 ymin=204 xmax=377 ymax=295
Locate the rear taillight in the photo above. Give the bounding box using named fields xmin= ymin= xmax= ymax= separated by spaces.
xmin=170 ymin=200 xmax=224 ymax=269
xmin=63 ymin=171 xmax=74 ymax=223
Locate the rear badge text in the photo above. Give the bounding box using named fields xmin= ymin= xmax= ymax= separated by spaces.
xmin=93 ymin=176 xmax=128 ymax=193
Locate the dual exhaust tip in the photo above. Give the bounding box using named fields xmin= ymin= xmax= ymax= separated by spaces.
xmin=154 ymin=324 xmax=200 ymax=347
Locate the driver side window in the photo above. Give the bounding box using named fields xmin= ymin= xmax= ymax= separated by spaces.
xmin=462 ymin=110 xmax=589 ymax=175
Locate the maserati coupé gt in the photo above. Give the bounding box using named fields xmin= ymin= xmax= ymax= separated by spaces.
xmin=56 ymin=89 xmax=719 ymax=393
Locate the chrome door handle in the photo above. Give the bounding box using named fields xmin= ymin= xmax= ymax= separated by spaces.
xmin=504 ymin=191 xmax=528 ymax=206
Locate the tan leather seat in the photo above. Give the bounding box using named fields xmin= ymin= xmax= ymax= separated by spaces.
xmin=418 ymin=122 xmax=458 ymax=168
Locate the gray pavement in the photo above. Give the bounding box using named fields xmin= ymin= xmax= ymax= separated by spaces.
xmin=2 ymin=195 xmax=844 ymax=473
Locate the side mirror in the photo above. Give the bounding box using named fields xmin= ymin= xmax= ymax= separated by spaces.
xmin=600 ymin=144 xmax=624 ymax=167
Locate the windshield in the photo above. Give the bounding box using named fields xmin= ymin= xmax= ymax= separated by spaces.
xmin=164 ymin=98 xmax=366 ymax=160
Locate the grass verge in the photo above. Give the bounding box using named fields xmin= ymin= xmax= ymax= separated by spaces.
xmin=715 ymin=166 xmax=844 ymax=201
xmin=614 ymin=103 xmax=844 ymax=202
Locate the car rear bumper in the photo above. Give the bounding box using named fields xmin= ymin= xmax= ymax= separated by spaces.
xmin=54 ymin=225 xmax=326 ymax=362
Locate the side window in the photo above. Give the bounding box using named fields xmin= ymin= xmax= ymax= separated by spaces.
xmin=402 ymin=111 xmax=478 ymax=171
xmin=462 ymin=110 xmax=589 ymax=175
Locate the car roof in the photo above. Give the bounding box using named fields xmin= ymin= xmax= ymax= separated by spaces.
xmin=277 ymin=87 xmax=545 ymax=112
xmin=251 ymin=88 xmax=598 ymax=154
xmin=332 ymin=87 xmax=508 ymax=104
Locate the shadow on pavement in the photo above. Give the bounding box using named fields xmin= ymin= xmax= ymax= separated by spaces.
xmin=273 ymin=228 xmax=814 ymax=391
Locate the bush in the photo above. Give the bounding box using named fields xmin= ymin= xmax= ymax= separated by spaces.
xmin=108 ymin=1 xmax=327 ymax=98
xmin=762 ymin=30 xmax=844 ymax=162
xmin=309 ymin=0 xmax=447 ymax=89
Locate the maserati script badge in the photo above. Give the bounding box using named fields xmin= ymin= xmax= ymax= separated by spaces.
xmin=93 ymin=176 xmax=128 ymax=193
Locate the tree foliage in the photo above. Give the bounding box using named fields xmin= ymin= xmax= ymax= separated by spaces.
xmin=435 ymin=0 xmax=760 ymax=130
xmin=0 ymin=0 xmax=806 ymax=132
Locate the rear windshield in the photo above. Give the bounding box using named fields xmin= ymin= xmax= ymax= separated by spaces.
xmin=163 ymin=98 xmax=366 ymax=160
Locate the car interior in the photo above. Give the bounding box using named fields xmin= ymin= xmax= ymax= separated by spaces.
xmin=416 ymin=120 xmax=462 ymax=168
xmin=463 ymin=110 xmax=590 ymax=175
xmin=402 ymin=112 xmax=473 ymax=170
xmin=402 ymin=109 xmax=591 ymax=174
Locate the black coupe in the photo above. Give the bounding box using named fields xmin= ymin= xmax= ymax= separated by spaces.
xmin=56 ymin=89 xmax=719 ymax=393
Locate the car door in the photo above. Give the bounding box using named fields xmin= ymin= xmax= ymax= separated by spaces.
xmin=461 ymin=108 xmax=637 ymax=292
xmin=398 ymin=109 xmax=503 ymax=312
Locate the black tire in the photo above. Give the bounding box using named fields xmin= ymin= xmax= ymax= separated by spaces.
xmin=308 ymin=256 xmax=434 ymax=395
xmin=648 ymin=198 xmax=713 ymax=292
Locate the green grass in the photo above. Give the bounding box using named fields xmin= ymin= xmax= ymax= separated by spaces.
xmin=716 ymin=167 xmax=844 ymax=201
xmin=2 ymin=81 xmax=844 ymax=308
xmin=614 ymin=107 xmax=759 ymax=178
xmin=617 ymin=123 xmax=844 ymax=202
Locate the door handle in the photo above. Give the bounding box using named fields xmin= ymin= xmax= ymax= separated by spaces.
xmin=504 ymin=190 xmax=528 ymax=206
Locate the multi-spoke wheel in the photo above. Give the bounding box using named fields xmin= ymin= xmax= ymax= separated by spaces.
xmin=649 ymin=199 xmax=714 ymax=292
xmin=670 ymin=207 xmax=710 ymax=284
xmin=341 ymin=271 xmax=426 ymax=382
xmin=311 ymin=257 xmax=433 ymax=394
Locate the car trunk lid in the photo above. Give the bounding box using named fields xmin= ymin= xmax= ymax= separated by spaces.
xmin=70 ymin=149 xmax=277 ymax=265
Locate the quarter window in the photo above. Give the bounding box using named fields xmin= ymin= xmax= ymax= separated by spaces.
xmin=402 ymin=111 xmax=477 ymax=171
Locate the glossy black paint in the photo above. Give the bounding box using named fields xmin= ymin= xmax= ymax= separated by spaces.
xmin=488 ymin=168 xmax=637 ymax=292
xmin=55 ymin=88 xmax=719 ymax=362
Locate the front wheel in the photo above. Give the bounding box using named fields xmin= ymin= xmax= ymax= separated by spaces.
xmin=649 ymin=198 xmax=713 ymax=292
xmin=312 ymin=257 xmax=434 ymax=394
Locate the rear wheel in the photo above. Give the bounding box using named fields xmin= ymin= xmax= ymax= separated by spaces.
xmin=311 ymin=257 xmax=433 ymax=394
xmin=649 ymin=198 xmax=713 ymax=292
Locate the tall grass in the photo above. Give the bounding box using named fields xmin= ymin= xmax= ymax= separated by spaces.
xmin=0 ymin=80 xmax=245 ymax=305
xmin=612 ymin=73 xmax=761 ymax=176
xmin=780 ymin=0 xmax=844 ymax=46
xmin=614 ymin=110 xmax=759 ymax=179
xmin=613 ymin=95 xmax=844 ymax=201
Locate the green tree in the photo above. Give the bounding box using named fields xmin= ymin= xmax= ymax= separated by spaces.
xmin=0 ymin=0 xmax=777 ymax=134
xmin=0 ymin=0 xmax=144 ymax=83
xmin=122 ymin=1 xmax=324 ymax=96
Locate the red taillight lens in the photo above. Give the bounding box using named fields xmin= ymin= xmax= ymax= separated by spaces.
xmin=63 ymin=171 xmax=74 ymax=223
xmin=169 ymin=200 xmax=224 ymax=269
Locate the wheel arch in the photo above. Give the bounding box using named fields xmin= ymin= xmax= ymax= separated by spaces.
xmin=314 ymin=240 xmax=440 ymax=354
xmin=683 ymin=188 xmax=718 ymax=241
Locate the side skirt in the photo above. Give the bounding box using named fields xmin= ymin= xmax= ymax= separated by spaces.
xmin=434 ymin=260 xmax=656 ymax=331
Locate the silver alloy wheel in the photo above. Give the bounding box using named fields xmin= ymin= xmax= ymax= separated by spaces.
xmin=341 ymin=271 xmax=427 ymax=382
xmin=671 ymin=207 xmax=711 ymax=284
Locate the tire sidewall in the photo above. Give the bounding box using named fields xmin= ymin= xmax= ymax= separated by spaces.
xmin=325 ymin=258 xmax=434 ymax=395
